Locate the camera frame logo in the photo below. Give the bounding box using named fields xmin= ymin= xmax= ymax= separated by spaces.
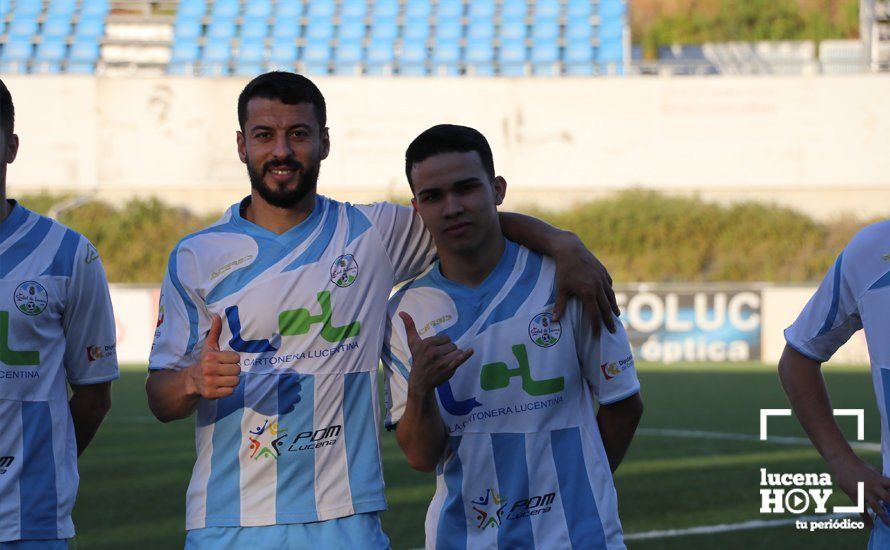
xmin=759 ymin=408 xmax=865 ymax=531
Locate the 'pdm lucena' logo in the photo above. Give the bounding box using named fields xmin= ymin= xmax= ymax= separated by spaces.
xmin=528 ymin=313 xmax=561 ymax=348
xmin=330 ymin=255 xmax=358 ymax=288
xmin=470 ymin=488 xmax=556 ymax=530
xmin=438 ymin=344 xmax=564 ymax=416
xmin=226 ymin=291 xmax=361 ymax=353
xmin=245 ymin=418 xmax=342 ymax=460
xmin=14 ymin=282 xmax=48 ymax=316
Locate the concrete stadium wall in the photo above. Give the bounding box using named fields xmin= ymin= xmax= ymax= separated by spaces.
xmin=111 ymin=284 xmax=869 ymax=366
xmin=5 ymin=74 xmax=890 ymax=218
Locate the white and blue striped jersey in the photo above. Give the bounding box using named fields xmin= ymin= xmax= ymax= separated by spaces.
xmin=785 ymin=220 xmax=890 ymax=476
xmin=0 ymin=201 xmax=118 ymax=542
xmin=383 ymin=240 xmax=640 ymax=550
xmin=149 ymin=195 xmax=433 ymax=530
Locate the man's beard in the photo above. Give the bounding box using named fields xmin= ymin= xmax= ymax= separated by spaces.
xmin=247 ymin=156 xmax=321 ymax=209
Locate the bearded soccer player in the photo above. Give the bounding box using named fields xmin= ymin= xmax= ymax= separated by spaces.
xmin=0 ymin=80 xmax=118 ymax=548
xmin=383 ymin=125 xmax=643 ymax=549
xmin=780 ymin=220 xmax=890 ymax=547
xmin=145 ymin=72 xmax=620 ymax=547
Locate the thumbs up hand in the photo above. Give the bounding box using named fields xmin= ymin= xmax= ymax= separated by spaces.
xmin=186 ymin=315 xmax=242 ymax=399
xmin=399 ymin=312 xmax=473 ymax=398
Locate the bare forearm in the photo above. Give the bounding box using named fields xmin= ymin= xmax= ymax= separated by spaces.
xmin=146 ymin=369 xmax=201 ymax=422
xmin=396 ymin=389 xmax=448 ymax=472
xmin=778 ymin=346 xmax=856 ymax=468
xmin=69 ymin=383 xmax=112 ymax=456
xmin=597 ymin=393 xmax=643 ymax=472
xmin=499 ymin=212 xmax=572 ymax=256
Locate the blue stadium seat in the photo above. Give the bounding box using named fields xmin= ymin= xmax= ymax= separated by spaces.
xmin=240 ymin=18 xmax=268 ymax=40
xmin=340 ymin=0 xmax=366 ymax=19
xmin=201 ymin=40 xmax=231 ymax=75
xmin=566 ymin=20 xmax=592 ymax=41
xmin=68 ymin=40 xmax=100 ymax=73
xmin=174 ymin=18 xmax=202 ymax=40
xmin=365 ymin=40 xmax=394 ymax=75
xmin=404 ymin=0 xmax=431 ymax=19
xmin=81 ymin=0 xmax=109 ymax=17
xmin=468 ymin=0 xmax=495 ymax=19
xmin=501 ymin=0 xmax=527 ymax=19
xmin=275 ymin=0 xmax=302 ymax=18
xmin=530 ymin=42 xmax=558 ymax=75
xmin=369 ymin=20 xmax=398 ymax=42
xmin=272 ymin=21 xmax=300 ymax=40
xmin=12 ymin=0 xmax=41 ymax=16
xmin=567 ymin=0 xmax=592 ymax=18
xmin=530 ymin=17 xmax=558 ymax=41
xmin=47 ymin=0 xmax=77 ymax=17
xmin=373 ymin=0 xmax=399 ymax=18
xmin=338 ymin=19 xmax=365 ymax=41
xmin=436 ymin=0 xmax=463 ymax=18
xmin=235 ymin=42 xmax=264 ymax=75
xmin=499 ymin=17 xmax=525 ymax=41
xmin=269 ymin=41 xmax=297 ymax=69
xmin=244 ymin=0 xmax=272 ymax=18
xmin=307 ymin=0 xmax=335 ymax=18
xmin=598 ymin=21 xmax=623 ymax=42
xmin=467 ymin=20 xmax=494 ymax=41
xmin=34 ymin=39 xmax=66 ymax=73
xmin=75 ymin=16 xmax=105 ymax=39
xmin=170 ymin=40 xmax=200 ymax=63
xmin=498 ymin=38 xmax=526 ymax=75
xmin=564 ymin=39 xmax=594 ymax=75
xmin=333 ymin=41 xmax=362 ymax=75
xmin=301 ymin=42 xmax=330 ymax=74
xmin=207 ymin=19 xmax=236 ymax=40
xmin=8 ymin=17 xmax=38 ymax=39
xmin=1 ymin=39 xmax=31 ymax=73
xmin=597 ymin=39 xmax=623 ymax=63
xmin=305 ymin=18 xmax=334 ymax=41
xmin=434 ymin=17 xmax=462 ymax=41
xmin=0 ymin=0 xmax=10 ymax=16
xmin=598 ymin=0 xmax=626 ymax=20
xmin=465 ymin=40 xmax=494 ymax=75
xmin=431 ymin=39 xmax=460 ymax=75
xmin=177 ymin=0 xmax=205 ymax=18
xmin=211 ymin=0 xmax=240 ymax=18
xmin=535 ymin=0 xmax=560 ymax=18
xmin=42 ymin=16 xmax=73 ymax=39
xmin=403 ymin=17 xmax=429 ymax=41
xmin=399 ymin=39 xmax=427 ymax=75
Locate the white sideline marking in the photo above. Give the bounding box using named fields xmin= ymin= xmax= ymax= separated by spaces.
xmin=624 ymin=513 xmax=856 ymax=540
xmin=638 ymin=427 xmax=881 ymax=453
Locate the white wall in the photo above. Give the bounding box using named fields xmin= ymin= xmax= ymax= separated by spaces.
xmin=5 ymin=75 xmax=890 ymax=217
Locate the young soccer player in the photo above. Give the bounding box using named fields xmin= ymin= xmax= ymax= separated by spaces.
xmin=780 ymin=220 xmax=890 ymax=546
xmin=0 ymin=79 xmax=118 ymax=548
xmin=145 ymin=72 xmax=620 ymax=548
xmin=383 ymin=124 xmax=643 ymax=549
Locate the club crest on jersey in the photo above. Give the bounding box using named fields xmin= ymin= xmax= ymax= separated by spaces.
xmin=528 ymin=313 xmax=561 ymax=348
xmin=13 ymin=282 xmax=48 ymax=316
xmin=330 ymin=254 xmax=358 ymax=288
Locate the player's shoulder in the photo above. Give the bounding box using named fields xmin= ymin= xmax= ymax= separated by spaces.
xmin=844 ymin=219 xmax=890 ymax=260
xmin=9 ymin=202 xmax=94 ymax=273
xmin=170 ymin=203 xmax=242 ymax=257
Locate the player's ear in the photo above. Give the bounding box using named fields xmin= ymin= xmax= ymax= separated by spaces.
xmin=492 ymin=176 xmax=507 ymax=206
xmin=410 ymin=196 xmax=419 ymax=214
xmin=4 ymin=134 xmax=17 ymax=164
xmin=236 ymin=130 xmax=247 ymax=164
xmin=320 ymin=127 xmax=330 ymax=160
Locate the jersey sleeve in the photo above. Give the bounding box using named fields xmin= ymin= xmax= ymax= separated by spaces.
xmin=572 ymin=299 xmax=640 ymax=405
xmin=358 ymin=202 xmax=436 ymax=284
xmin=148 ymin=244 xmax=208 ymax=371
xmin=381 ymin=300 xmax=413 ymax=430
xmin=63 ymin=239 xmax=120 ymax=385
xmin=784 ymin=251 xmax=863 ymax=363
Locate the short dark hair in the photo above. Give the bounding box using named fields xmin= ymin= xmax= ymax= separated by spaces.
xmin=405 ymin=124 xmax=495 ymax=189
xmin=237 ymin=71 xmax=326 ymax=131
xmin=0 ymin=78 xmax=14 ymax=139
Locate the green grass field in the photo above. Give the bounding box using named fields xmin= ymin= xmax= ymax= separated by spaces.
xmin=71 ymin=363 xmax=878 ymax=549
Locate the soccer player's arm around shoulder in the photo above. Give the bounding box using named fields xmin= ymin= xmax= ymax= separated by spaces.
xmin=573 ymin=299 xmax=643 ymax=473
xmin=145 ymin=245 xmax=241 ymax=423
xmin=63 ymin=238 xmax=119 ymax=456
xmin=357 ymin=202 xmax=436 ymax=284
xmin=382 ymin=297 xmax=472 ymax=472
